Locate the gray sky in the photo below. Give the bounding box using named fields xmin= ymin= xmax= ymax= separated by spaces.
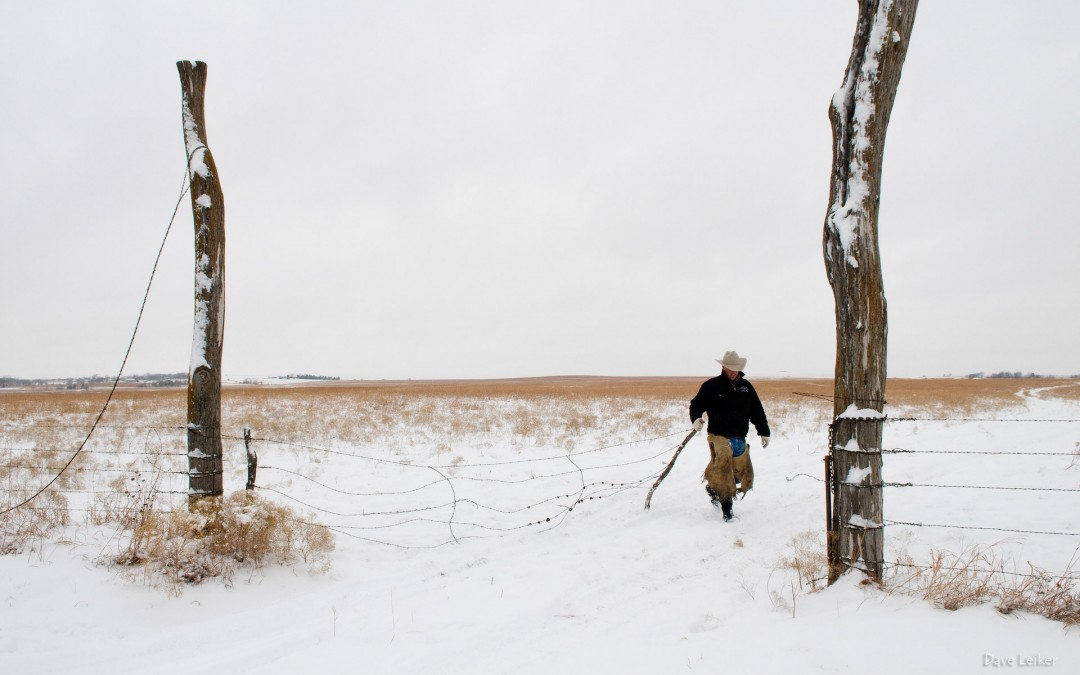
xmin=1 ymin=1 xmax=1077 ymax=381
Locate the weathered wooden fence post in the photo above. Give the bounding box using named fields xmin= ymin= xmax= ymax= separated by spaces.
xmin=823 ymin=0 xmax=918 ymax=583
xmin=178 ymin=61 xmax=226 ymax=502
xmin=244 ymin=428 xmax=257 ymax=491
xmin=829 ymin=416 xmax=885 ymax=581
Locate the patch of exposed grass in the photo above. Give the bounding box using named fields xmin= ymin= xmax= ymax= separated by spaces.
xmin=888 ymin=545 xmax=1080 ymax=627
xmin=778 ymin=538 xmax=1080 ymax=628
xmin=114 ymin=492 xmax=333 ymax=595
xmin=777 ymin=530 xmax=829 ymax=593
xmin=0 ymin=490 xmax=70 ymax=555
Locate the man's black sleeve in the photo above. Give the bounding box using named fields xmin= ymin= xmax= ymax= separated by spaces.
xmin=689 ymin=381 xmax=709 ymax=423
xmin=749 ymin=384 xmax=770 ymax=437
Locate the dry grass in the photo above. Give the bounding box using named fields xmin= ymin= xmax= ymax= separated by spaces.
xmin=246 ymin=376 xmax=704 ymax=400
xmin=114 ymin=492 xmax=333 ymax=595
xmin=5 ymin=376 xmax=1075 ymax=433
xmin=0 ymin=388 xmax=333 ymax=593
xmin=777 ymin=529 xmax=829 ymax=592
xmin=890 ymin=545 xmax=1080 ymax=626
xmin=0 ymin=491 xmax=70 ymax=555
xmin=884 ymin=378 xmax=1080 ymax=413
xmin=213 ymin=379 xmax=690 ymax=452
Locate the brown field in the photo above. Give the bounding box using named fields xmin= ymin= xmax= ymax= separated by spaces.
xmin=1 ymin=377 xmax=1076 ymax=460
xmin=239 ymin=375 xmax=1080 ymax=406
xmin=12 ymin=375 xmax=1073 ymax=499
xmin=2 ymin=376 xmax=1077 ymax=422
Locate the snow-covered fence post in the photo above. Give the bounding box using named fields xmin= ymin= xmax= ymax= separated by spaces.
xmin=178 ymin=61 xmax=226 ymax=502
xmin=823 ymin=1 xmax=918 ymax=583
xmin=829 ymin=413 xmax=885 ymax=582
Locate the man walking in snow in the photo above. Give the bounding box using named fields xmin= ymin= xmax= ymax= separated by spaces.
xmin=689 ymin=350 xmax=771 ymax=521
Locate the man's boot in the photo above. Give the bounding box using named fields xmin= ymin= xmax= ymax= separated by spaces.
xmin=720 ymin=498 xmax=733 ymax=521
xmin=705 ymin=486 xmax=722 ymax=505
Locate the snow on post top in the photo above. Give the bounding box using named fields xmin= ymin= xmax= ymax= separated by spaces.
xmin=837 ymin=403 xmax=886 ymax=420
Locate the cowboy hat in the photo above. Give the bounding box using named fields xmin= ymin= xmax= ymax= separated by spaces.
xmin=716 ymin=350 xmax=747 ymax=372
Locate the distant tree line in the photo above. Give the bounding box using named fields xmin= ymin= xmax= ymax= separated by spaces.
xmin=0 ymin=373 xmax=186 ymax=389
xmin=0 ymin=375 xmax=112 ymax=389
xmin=280 ymin=374 xmax=340 ymax=381
xmin=964 ymin=372 xmax=1080 ymax=379
xmin=235 ymin=374 xmax=342 ymax=385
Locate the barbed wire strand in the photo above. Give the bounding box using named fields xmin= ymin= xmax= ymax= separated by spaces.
xmin=0 ymin=465 xmax=188 ymax=475
xmin=252 ymin=465 xmax=649 ymax=522
xmin=261 ymin=466 xmax=659 ymax=550
xmin=292 ymin=472 xmax=661 ymax=550
xmin=1 ymin=446 xmax=188 ymax=457
xmin=251 ymin=452 xmax=659 ymax=524
xmin=255 ymin=444 xmax=674 ymax=512
xmin=265 ymin=439 xmax=667 ymax=496
xmin=794 ymin=392 xmax=886 ymax=406
xmin=551 ymin=452 xmax=586 ymax=530
xmin=883 ymin=447 xmax=1077 ymax=457
xmin=887 ymin=416 xmax=1080 ymax=423
xmin=10 ymin=491 xmax=190 ymax=506
xmin=882 ymin=561 xmax=1080 ymax=582
xmin=884 ymin=518 xmax=1079 ymax=538
xmin=253 ymin=485 xmax=456 ymax=518
xmin=0 ymin=423 xmax=186 ymax=431
xmin=229 ymin=428 xmax=687 ymax=471
xmin=315 ymin=524 xmax=467 ymax=551
xmin=428 ymin=465 xmax=459 ymax=544
xmin=258 ymin=466 xmax=445 ymax=497
xmin=831 ymin=478 xmax=1080 ymax=493
xmin=885 ymin=482 xmax=1080 ymax=493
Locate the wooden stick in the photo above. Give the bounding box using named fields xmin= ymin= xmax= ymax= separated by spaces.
xmin=643 ymin=428 xmax=698 ymax=510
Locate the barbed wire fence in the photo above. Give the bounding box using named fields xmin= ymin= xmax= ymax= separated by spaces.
xmin=0 ymin=416 xmax=686 ymax=551
xmin=237 ymin=428 xmax=681 ymax=549
xmin=802 ymin=405 xmax=1080 ymax=581
xmin=0 ymin=424 xmax=189 ymax=501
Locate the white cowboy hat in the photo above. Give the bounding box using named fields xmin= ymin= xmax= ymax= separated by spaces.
xmin=716 ymin=350 xmax=747 ymax=372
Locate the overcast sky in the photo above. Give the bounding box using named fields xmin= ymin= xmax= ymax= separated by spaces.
xmin=1 ymin=1 xmax=1077 ymax=381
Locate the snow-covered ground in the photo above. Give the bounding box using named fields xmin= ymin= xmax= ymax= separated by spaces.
xmin=2 ymin=387 xmax=1078 ymax=674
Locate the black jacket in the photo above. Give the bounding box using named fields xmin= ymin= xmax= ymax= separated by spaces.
xmin=689 ymin=373 xmax=770 ymax=439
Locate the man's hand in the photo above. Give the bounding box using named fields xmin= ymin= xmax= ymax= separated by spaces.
xmin=692 ymin=418 xmax=704 ymax=432
xmin=761 ymin=436 xmax=770 ymax=448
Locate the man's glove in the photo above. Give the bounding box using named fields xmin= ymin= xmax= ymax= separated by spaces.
xmin=692 ymin=418 xmax=704 ymax=432
xmin=761 ymin=436 xmax=770 ymax=448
